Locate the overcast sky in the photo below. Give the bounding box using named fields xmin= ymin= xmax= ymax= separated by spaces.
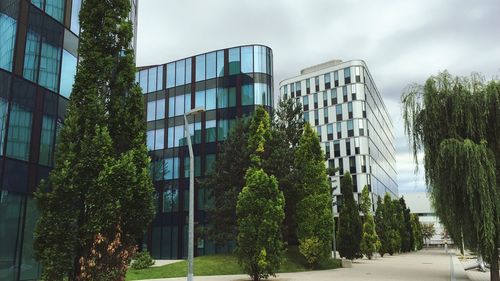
xmin=135 ymin=0 xmax=500 ymax=195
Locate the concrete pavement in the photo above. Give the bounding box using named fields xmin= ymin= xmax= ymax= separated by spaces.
xmin=139 ymin=248 xmax=468 ymax=281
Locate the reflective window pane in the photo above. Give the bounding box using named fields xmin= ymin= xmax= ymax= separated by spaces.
xmin=195 ymin=54 xmax=205 ymax=82
xmin=23 ymin=30 xmax=41 ymax=83
xmin=205 ymin=88 xmax=216 ymax=110
xmin=0 ymin=12 xmax=17 ymax=71
xmin=241 ymin=46 xmax=253 ymax=73
xmin=157 ymin=66 xmax=163 ymax=90
xmin=59 ymin=50 xmax=77 ymax=98
xmin=216 ymin=50 xmax=224 ymax=77
xmin=175 ymin=94 xmax=184 ymax=116
xmin=195 ymin=90 xmax=205 ymax=108
xmin=147 ymin=101 xmax=155 ymax=121
xmin=146 ymin=130 xmax=154 ymax=150
xmin=185 ymin=58 xmax=192 ymax=84
xmin=228 ymin=47 xmax=240 ymax=75
xmin=70 ymin=0 xmax=81 ymax=34
xmin=6 ymin=103 xmax=33 ymax=161
xmin=148 ymin=67 xmax=157 ymax=93
xmin=175 ymin=60 xmax=185 ymax=86
xmin=206 ymin=52 xmax=216 ymax=79
xmin=253 ymin=45 xmax=267 ymax=74
xmin=39 ymin=115 xmax=55 ymax=166
xmin=45 ymin=0 xmax=65 ymax=23
xmin=139 ymin=69 xmax=148 ymax=93
xmin=168 ymin=96 xmax=175 ymax=117
xmin=166 ymin=63 xmax=175 ymax=88
xmin=156 ymin=98 xmax=165 ymax=120
xmin=242 ymin=84 xmax=254 ymax=105
xmin=155 ymin=129 xmax=164 ymax=150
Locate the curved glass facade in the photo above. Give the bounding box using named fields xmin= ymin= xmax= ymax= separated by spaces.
xmin=137 ymin=44 xmax=274 ymax=259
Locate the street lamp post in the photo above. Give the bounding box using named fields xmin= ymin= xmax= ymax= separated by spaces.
xmin=183 ymin=107 xmax=205 ymax=281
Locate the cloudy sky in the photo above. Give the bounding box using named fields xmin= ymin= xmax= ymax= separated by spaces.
xmin=135 ymin=0 xmax=500 ymax=194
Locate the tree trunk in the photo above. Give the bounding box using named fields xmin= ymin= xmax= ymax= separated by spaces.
xmin=491 ymin=247 xmax=499 ymax=281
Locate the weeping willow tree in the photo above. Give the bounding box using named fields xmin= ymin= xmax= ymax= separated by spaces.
xmin=401 ymin=71 xmax=500 ymax=281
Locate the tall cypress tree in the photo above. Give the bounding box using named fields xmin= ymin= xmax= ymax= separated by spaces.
xmin=236 ymin=107 xmax=285 ymax=281
xmin=402 ymin=72 xmax=500 ymax=280
xmin=337 ymin=172 xmax=362 ymax=260
xmin=360 ymin=186 xmax=380 ymax=260
xmin=294 ymin=123 xmax=332 ymax=267
xmin=34 ymin=0 xmax=154 ymax=280
xmin=399 ymin=197 xmax=413 ymax=252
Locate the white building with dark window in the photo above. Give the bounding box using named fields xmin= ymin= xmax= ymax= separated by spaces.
xmin=279 ymin=60 xmax=397 ymax=213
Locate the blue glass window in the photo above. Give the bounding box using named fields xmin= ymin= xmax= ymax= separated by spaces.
xmin=185 ymin=93 xmax=191 ymax=112
xmin=31 ymin=0 xmax=43 ymax=8
xmin=157 ymin=66 xmax=163 ymax=90
xmin=59 ymin=50 xmax=77 ymax=98
xmin=175 ymin=94 xmax=184 ymax=116
xmin=70 ymin=0 xmax=81 ymax=34
xmin=304 ymin=111 xmax=309 ymax=123
xmin=139 ymin=69 xmax=147 ymax=93
xmin=185 ymin=58 xmax=192 ymax=84
xmin=303 ymin=96 xmax=308 ymax=106
xmin=347 ymin=120 xmax=354 ymax=130
xmin=45 ymin=0 xmax=65 ymax=23
xmin=147 ymin=101 xmax=155 ymax=121
xmin=39 ymin=115 xmax=55 ymax=166
xmin=23 ymin=30 xmax=41 ymax=83
xmin=216 ymin=50 xmax=224 ymax=77
xmin=166 ymin=63 xmax=175 ymax=88
xmin=195 ymin=54 xmax=205 ymax=82
xmin=175 ymin=60 xmax=185 ymax=86
xmin=241 ymin=46 xmax=253 ymax=73
xmin=156 ymin=98 xmax=165 ymax=120
xmin=254 ymin=83 xmax=268 ymax=106
xmin=254 ymin=46 xmax=267 ymax=74
xmin=195 ymin=90 xmax=205 ymax=108
xmin=146 ymin=130 xmax=154 ymax=150
xmin=39 ymin=36 xmax=62 ymax=92
xmin=217 ymin=88 xmax=227 ymax=109
xmin=217 ymin=119 xmax=229 ymax=141
xmin=167 ymin=127 xmax=174 ymax=148
xmin=168 ymin=96 xmax=175 ymax=117
xmin=228 ymin=47 xmax=240 ymax=75
xmin=205 ymin=120 xmax=216 ymax=142
xmin=148 ymin=67 xmax=157 ymax=92
xmin=174 ymin=125 xmax=183 ymax=147
xmin=228 ymin=87 xmax=236 ymax=107
xmin=0 ymin=13 xmax=17 ymax=71
xmin=336 ymin=104 xmax=342 ymax=115
xmin=155 ymin=129 xmax=164 ymax=150
xmin=206 ymin=52 xmax=216 ymax=79
xmin=0 ymin=96 xmax=8 ymax=156
xmin=242 ymin=84 xmax=254 ymax=105
xmin=205 ymin=88 xmax=216 ymax=110
xmin=6 ymin=103 xmax=33 ymax=161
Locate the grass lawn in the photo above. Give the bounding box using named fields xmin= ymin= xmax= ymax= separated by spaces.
xmin=126 ymin=247 xmax=341 ymax=280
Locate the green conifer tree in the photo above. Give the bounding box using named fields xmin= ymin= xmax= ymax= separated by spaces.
xmin=337 ymin=172 xmax=362 ymax=260
xmin=34 ymin=0 xmax=154 ymax=279
xmin=236 ymin=107 xmax=285 ymax=281
xmin=294 ymin=123 xmax=333 ymax=267
xmin=360 ymin=186 xmax=381 ymax=260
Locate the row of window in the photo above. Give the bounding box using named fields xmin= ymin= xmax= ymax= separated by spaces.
xmin=282 ymin=66 xmax=363 ymax=97
xmin=0 ymin=74 xmax=62 ymax=166
xmin=137 ymin=46 xmax=273 ymax=94
xmin=303 ymin=100 xmax=367 ymax=126
xmin=307 ymin=118 xmax=366 ymax=141
xmin=298 ymin=84 xmax=362 ymax=111
xmin=147 ymin=118 xmax=237 ymax=151
xmin=146 ymin=83 xmax=272 ymax=121
xmin=322 ymin=137 xmax=367 ymax=159
xmin=150 ymin=153 xmax=216 ymax=182
xmin=327 ymin=155 xmax=368 ymax=177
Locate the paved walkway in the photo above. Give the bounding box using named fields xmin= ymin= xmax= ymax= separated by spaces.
xmin=139 ymin=249 xmax=468 ymax=281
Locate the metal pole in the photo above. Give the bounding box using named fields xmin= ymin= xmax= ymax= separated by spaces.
xmin=332 ymin=192 xmax=337 ymax=259
xmin=184 ymin=113 xmax=195 ymax=281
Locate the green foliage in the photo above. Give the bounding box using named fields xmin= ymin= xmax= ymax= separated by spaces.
xmin=337 ymin=172 xmax=362 ymax=260
xmin=399 ymin=197 xmax=413 ymax=252
xmin=33 ymin=0 xmax=154 ymax=279
xmin=387 ymin=197 xmax=402 ymax=255
xmin=410 ymin=214 xmax=423 ymax=250
xmin=248 ymin=107 xmax=271 ymax=166
xmin=298 ymin=237 xmax=324 ymax=268
xmin=236 ymin=168 xmax=285 ymax=281
xmin=401 ymin=71 xmax=500 ymax=280
xmin=263 ymin=97 xmax=304 ymax=245
xmin=294 ymin=123 xmax=333 ymax=266
xmin=359 ymin=186 xmax=381 ymax=260
xmin=204 ymin=118 xmax=250 ymax=248
xmin=421 ymin=223 xmax=436 ymax=245
xmin=131 ymin=251 xmax=155 ymax=270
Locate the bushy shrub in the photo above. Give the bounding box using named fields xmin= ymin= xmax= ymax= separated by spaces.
xmin=131 ymin=250 xmax=155 ymax=270
xmin=298 ymin=237 xmax=324 ymax=268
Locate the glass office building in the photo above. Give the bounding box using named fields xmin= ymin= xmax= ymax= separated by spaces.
xmin=0 ymin=0 xmax=138 ymax=280
xmin=279 ymin=60 xmax=397 ymax=213
xmin=137 ymin=45 xmax=274 ymax=259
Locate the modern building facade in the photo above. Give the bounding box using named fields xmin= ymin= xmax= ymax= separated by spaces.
xmin=279 ymin=60 xmax=397 ymax=213
xmin=403 ymin=192 xmax=450 ymax=246
xmin=0 ymin=0 xmax=138 ymax=280
xmin=136 ymin=44 xmax=274 ymax=259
